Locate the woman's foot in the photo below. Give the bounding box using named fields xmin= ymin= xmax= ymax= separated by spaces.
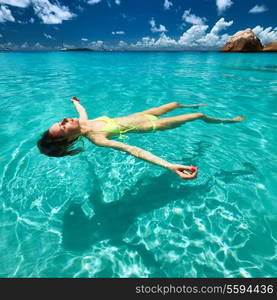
xmin=202 ymin=115 xmax=245 ymax=123
xmin=232 ymin=116 xmax=245 ymax=122
xmin=179 ymin=103 xmax=207 ymax=109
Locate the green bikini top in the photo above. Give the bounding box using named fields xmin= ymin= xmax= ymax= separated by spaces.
xmin=93 ymin=116 xmax=134 ymax=139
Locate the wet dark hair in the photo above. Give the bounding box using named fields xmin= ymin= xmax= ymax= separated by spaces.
xmin=37 ymin=130 xmax=84 ymax=157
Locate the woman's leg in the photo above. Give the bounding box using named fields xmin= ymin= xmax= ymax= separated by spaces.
xmin=138 ymin=102 xmax=181 ymax=116
xmin=137 ymin=102 xmax=207 ymax=116
xmin=155 ymin=113 xmax=244 ymax=130
xmin=202 ymin=115 xmax=245 ymax=123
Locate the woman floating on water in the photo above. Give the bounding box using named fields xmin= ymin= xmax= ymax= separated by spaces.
xmin=37 ymin=97 xmax=244 ymax=180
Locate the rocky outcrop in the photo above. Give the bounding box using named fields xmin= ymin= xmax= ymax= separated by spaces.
xmin=263 ymin=41 xmax=277 ymax=52
xmin=220 ymin=29 xmax=263 ymax=52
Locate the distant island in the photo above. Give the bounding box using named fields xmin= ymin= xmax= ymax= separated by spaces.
xmin=220 ymin=29 xmax=277 ymax=52
xmin=0 ymin=47 xmax=12 ymax=52
xmin=60 ymin=48 xmax=92 ymax=52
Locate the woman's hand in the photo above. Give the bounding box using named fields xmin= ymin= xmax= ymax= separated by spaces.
xmin=70 ymin=96 xmax=80 ymax=103
xmin=169 ymin=164 xmax=198 ymax=180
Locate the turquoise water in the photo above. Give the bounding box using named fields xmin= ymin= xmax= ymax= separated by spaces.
xmin=0 ymin=52 xmax=276 ymax=278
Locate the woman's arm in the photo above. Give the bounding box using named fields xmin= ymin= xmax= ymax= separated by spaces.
xmin=92 ymin=137 xmax=198 ymax=180
xmin=70 ymin=97 xmax=88 ymax=120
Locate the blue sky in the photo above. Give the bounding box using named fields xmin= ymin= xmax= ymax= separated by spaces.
xmin=0 ymin=0 xmax=276 ymax=50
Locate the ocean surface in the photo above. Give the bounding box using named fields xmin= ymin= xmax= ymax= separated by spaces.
xmin=0 ymin=51 xmax=276 ymax=278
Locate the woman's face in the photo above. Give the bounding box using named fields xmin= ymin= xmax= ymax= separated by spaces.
xmin=49 ymin=118 xmax=80 ymax=139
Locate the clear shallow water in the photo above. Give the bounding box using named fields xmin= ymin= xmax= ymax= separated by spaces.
xmin=0 ymin=51 xmax=276 ymax=278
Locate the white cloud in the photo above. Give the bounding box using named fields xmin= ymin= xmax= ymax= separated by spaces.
xmin=198 ymin=32 xmax=230 ymax=48
xmin=21 ymin=42 xmax=29 ymax=48
xmin=0 ymin=5 xmax=15 ymax=22
xmin=43 ymin=33 xmax=54 ymax=40
xmin=178 ymin=18 xmax=233 ymax=49
xmin=0 ymin=0 xmax=31 ymax=8
xmin=29 ymin=17 xmax=34 ymax=23
xmin=155 ymin=32 xmax=177 ymax=47
xmin=19 ymin=42 xmax=50 ymax=51
xmin=115 ymin=0 xmax=120 ymax=5
xmin=118 ymin=40 xmax=127 ymax=47
xmin=89 ymin=40 xmax=105 ymax=49
xmin=131 ymin=33 xmax=176 ymax=49
xmin=32 ymin=0 xmax=75 ymax=24
xmin=249 ymin=5 xmax=268 ymax=14
xmin=149 ymin=18 xmax=167 ymax=33
xmin=182 ymin=9 xmax=206 ymax=25
xmin=216 ymin=0 xmax=233 ymax=15
xmin=17 ymin=20 xmax=28 ymax=24
xmin=198 ymin=20 xmax=233 ymax=48
xmin=87 ymin=0 xmax=102 ymax=5
xmin=124 ymin=18 xmax=234 ymax=50
xmin=0 ymin=0 xmax=74 ymax=24
xmin=21 ymin=42 xmax=47 ymax=51
xmin=81 ymin=38 xmax=88 ymax=41
xmin=252 ymin=25 xmax=277 ymax=45
xmin=210 ymin=17 xmax=233 ymax=34
xmin=178 ymin=25 xmax=209 ymax=46
xmin=164 ymin=0 xmax=172 ymax=10
xmin=33 ymin=42 xmax=46 ymax=50
xmin=112 ymin=31 xmax=125 ymax=35
xmin=132 ymin=36 xmax=155 ymax=48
